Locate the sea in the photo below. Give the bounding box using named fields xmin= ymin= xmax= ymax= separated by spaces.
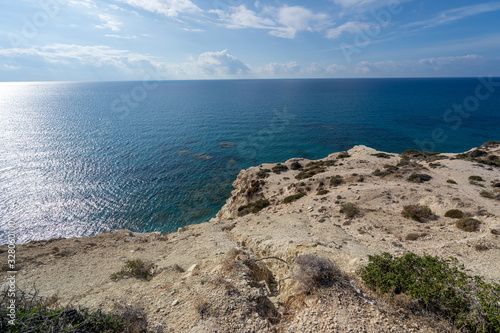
xmin=1 ymin=78 xmax=499 ymax=244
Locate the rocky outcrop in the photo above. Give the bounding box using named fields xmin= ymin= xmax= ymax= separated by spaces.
xmin=2 ymin=143 xmax=499 ymax=332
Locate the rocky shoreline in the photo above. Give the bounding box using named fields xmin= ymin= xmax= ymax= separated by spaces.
xmin=1 ymin=142 xmax=499 ymax=332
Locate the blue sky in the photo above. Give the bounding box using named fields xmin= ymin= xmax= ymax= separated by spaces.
xmin=0 ymin=0 xmax=499 ymax=81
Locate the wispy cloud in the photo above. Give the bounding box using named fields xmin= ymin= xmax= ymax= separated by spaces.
xmin=404 ymin=2 xmax=500 ymax=29
xmin=114 ymin=0 xmax=201 ymax=17
xmin=326 ymin=21 xmax=371 ymax=39
xmin=354 ymin=55 xmax=500 ymax=76
xmin=105 ymin=34 xmax=137 ymax=39
xmin=96 ymin=14 xmax=122 ymax=31
xmin=213 ymin=5 xmax=332 ymax=39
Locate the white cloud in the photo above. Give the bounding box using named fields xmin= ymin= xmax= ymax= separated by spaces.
xmin=96 ymin=14 xmax=122 ymax=31
xmin=223 ymin=5 xmax=275 ymax=29
xmin=326 ymin=21 xmax=371 ymax=39
xmin=354 ymin=55 xmax=500 ymax=76
xmin=193 ymin=49 xmax=250 ymax=75
xmin=105 ymin=34 xmax=137 ymax=39
xmin=404 ymin=2 xmax=500 ymax=30
xmin=257 ymin=61 xmax=300 ymax=74
xmin=114 ymin=0 xmax=201 ymax=17
xmin=271 ymin=6 xmax=331 ymax=38
xmin=215 ymin=5 xmax=332 ymax=39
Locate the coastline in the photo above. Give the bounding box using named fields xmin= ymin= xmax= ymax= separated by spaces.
xmin=1 ymin=142 xmax=499 ymax=332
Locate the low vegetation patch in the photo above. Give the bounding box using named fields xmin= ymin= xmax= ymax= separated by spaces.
xmin=316 ymin=189 xmax=329 ymax=195
xmin=371 ymin=152 xmax=393 ymax=159
xmin=469 ymin=175 xmax=484 ymax=182
xmin=0 ymin=288 xmax=148 ymax=333
xmin=272 ymin=163 xmax=288 ymax=174
xmin=455 ymin=217 xmax=481 ymax=232
xmin=446 ymin=179 xmax=457 ymax=184
xmin=337 ymin=153 xmax=350 ymax=159
xmin=293 ymin=255 xmax=343 ymax=293
xmin=238 ymin=199 xmax=270 ymax=216
xmin=330 ymin=175 xmax=343 ymax=187
xmin=407 ymin=173 xmax=432 ymax=183
xmin=283 ymin=192 xmax=306 ymax=204
xmin=340 ymin=202 xmax=360 ymax=218
xmin=110 ymin=259 xmax=156 ymax=281
xmin=256 ymin=169 xmax=271 ymax=178
xmin=444 ymin=209 xmax=464 ymax=219
xmin=290 ymin=161 xmax=302 ymax=170
xmin=491 ymin=182 xmax=500 ymax=188
xmin=360 ymin=252 xmax=500 ymax=332
xmin=405 ymin=232 xmax=427 ymax=241
xmin=479 ymin=191 xmax=497 ymax=199
xmin=401 ymin=204 xmax=433 ymax=222
xmin=295 ymin=160 xmax=335 ymax=180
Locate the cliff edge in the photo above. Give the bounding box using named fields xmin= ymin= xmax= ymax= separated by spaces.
xmin=1 ymin=142 xmax=499 ymax=332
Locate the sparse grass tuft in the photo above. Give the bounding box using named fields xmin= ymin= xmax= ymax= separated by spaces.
xmin=455 ymin=217 xmax=481 ymax=232
xmin=340 ymin=202 xmax=360 ymax=218
xmin=0 ymin=287 xmax=148 ymax=332
xmin=110 ymin=259 xmax=156 ymax=281
xmin=401 ymin=204 xmax=433 ymax=222
xmin=444 ymin=209 xmax=464 ymax=219
xmin=293 ymin=255 xmax=342 ymax=293
xmin=283 ymin=192 xmax=305 ymax=204
xmin=407 ymin=173 xmax=432 ymax=183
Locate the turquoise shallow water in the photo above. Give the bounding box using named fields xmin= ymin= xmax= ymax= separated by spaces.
xmin=1 ymin=78 xmax=499 ymax=244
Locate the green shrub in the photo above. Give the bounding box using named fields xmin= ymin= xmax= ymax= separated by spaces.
xmin=316 ymin=189 xmax=329 ymax=195
xmin=407 ymin=173 xmax=432 ymax=183
xmin=492 ymin=182 xmax=500 ymax=188
xmin=340 ymin=202 xmax=360 ymax=218
xmin=360 ymin=252 xmax=500 ymax=332
xmin=283 ymin=192 xmax=306 ymax=204
xmin=372 ymin=169 xmax=392 ymax=177
xmin=290 ymin=161 xmax=302 ymax=170
xmin=272 ymin=163 xmax=288 ymax=174
xmin=446 ymin=179 xmax=457 ymax=184
xmin=401 ymin=204 xmax=432 ymax=222
xmin=110 ymin=259 xmax=156 ymax=281
xmin=455 ymin=218 xmax=481 ymax=232
xmin=238 ymin=199 xmax=270 ymax=216
xmin=330 ymin=175 xmax=343 ymax=186
xmin=469 ymin=175 xmax=484 ymax=182
xmin=444 ymin=209 xmax=464 ymax=219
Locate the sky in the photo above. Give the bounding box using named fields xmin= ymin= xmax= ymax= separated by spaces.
xmin=0 ymin=0 xmax=499 ymax=81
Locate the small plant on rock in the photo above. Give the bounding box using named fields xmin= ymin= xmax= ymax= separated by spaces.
xmin=407 ymin=173 xmax=432 ymax=183
xmin=401 ymin=204 xmax=433 ymax=222
xmin=455 ymin=218 xmax=481 ymax=232
xmin=330 ymin=175 xmax=343 ymax=187
xmin=444 ymin=209 xmax=464 ymax=219
xmin=340 ymin=202 xmax=360 ymax=218
xmin=293 ymin=255 xmax=342 ymax=292
xmin=290 ymin=161 xmax=302 ymax=170
xmin=272 ymin=163 xmax=288 ymax=174
xmin=110 ymin=259 xmax=156 ymax=281
xmin=284 ymin=192 xmax=306 ymax=204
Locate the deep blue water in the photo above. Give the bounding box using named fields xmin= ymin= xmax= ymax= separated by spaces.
xmin=1 ymin=78 xmax=499 ymax=244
